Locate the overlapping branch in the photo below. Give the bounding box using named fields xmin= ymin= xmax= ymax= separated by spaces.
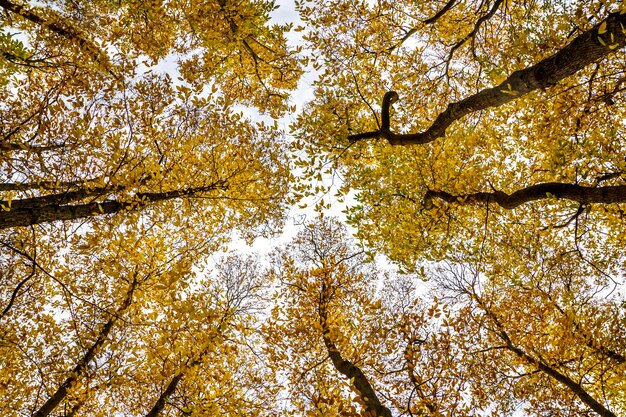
xmin=474 ymin=296 xmax=617 ymax=417
xmin=0 ymin=0 xmax=116 ymax=77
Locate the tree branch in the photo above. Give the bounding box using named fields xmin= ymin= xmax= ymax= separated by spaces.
xmin=0 ymin=0 xmax=117 ymax=77
xmin=423 ymin=183 xmax=626 ymax=209
xmin=424 ymin=0 xmax=458 ymax=25
xmin=474 ymin=296 xmax=617 ymax=417
xmin=388 ymin=0 xmax=459 ymax=52
xmin=0 ymin=142 xmax=65 ymax=154
xmin=539 ymin=290 xmax=625 ymax=364
xmin=444 ymin=0 xmax=504 ymax=68
xmin=144 ymin=374 xmax=184 ymax=417
xmin=144 ymin=317 xmax=231 ymax=417
xmin=348 ymin=11 xmax=626 ymax=145
xmin=0 ymin=257 xmax=36 ymax=320
xmin=0 ymin=178 xmax=99 ymax=192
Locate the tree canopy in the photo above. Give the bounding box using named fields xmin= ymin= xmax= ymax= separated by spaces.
xmin=1 ymin=0 xmax=625 ymax=416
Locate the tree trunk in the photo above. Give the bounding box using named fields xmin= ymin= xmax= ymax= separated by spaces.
xmin=319 ymin=282 xmax=392 ymax=417
xmin=0 ymin=181 xmax=226 ymax=229
xmin=34 ymin=280 xmax=137 ymax=417
xmin=145 ymin=373 xmax=184 ymax=417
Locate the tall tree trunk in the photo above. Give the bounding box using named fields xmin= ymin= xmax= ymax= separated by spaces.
xmin=319 ymin=282 xmax=393 ymax=417
xmin=0 ymin=181 xmax=227 ymax=229
xmin=145 ymin=374 xmax=184 ymax=417
xmin=34 ymin=280 xmax=138 ymax=417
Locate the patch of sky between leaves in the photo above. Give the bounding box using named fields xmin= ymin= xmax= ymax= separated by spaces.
xmin=220 ymin=0 xmax=356 ymax=257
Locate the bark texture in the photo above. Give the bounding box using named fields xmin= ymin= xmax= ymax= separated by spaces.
xmin=0 ymin=181 xmax=227 ymax=229
xmin=423 ymin=183 xmax=626 ymax=209
xmin=0 ymin=142 xmax=64 ymax=153
xmin=348 ymin=12 xmax=626 ymax=145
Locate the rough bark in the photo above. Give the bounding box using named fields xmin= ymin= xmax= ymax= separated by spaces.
xmin=319 ymin=283 xmax=392 ymax=417
xmin=34 ymin=280 xmax=137 ymax=417
xmin=7 ymin=186 xmax=116 ymax=209
xmin=348 ymin=11 xmax=626 ymax=145
xmin=0 ymin=181 xmax=227 ymax=229
xmin=423 ymin=183 xmax=626 ymax=209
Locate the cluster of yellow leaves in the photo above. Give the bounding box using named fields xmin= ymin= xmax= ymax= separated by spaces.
xmin=2 ymin=1 xmax=626 ymax=416
xmin=0 ymin=218 xmax=281 ymax=415
xmin=0 ymin=0 xmax=302 ymax=415
xmin=294 ymin=0 xmax=626 ymax=271
xmin=290 ymin=1 xmax=626 ymax=415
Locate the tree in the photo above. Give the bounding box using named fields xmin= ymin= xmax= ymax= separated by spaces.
xmin=288 ymin=2 xmax=626 ymax=409
xmin=0 ymin=219 xmax=275 ymax=416
xmin=264 ymin=218 xmax=625 ymax=417
xmin=294 ymin=0 xmax=626 ymax=270
xmin=0 ymin=218 xmax=200 ymax=416
xmin=0 ymin=2 xmax=301 ymax=415
xmin=1 ymin=0 xmax=302 ymax=232
xmin=422 ymin=259 xmax=626 ymax=417
xmin=263 ymin=217 xmax=383 ymax=416
xmin=265 ymin=217 xmax=421 ymax=416
xmin=111 ymin=255 xmax=276 ymax=417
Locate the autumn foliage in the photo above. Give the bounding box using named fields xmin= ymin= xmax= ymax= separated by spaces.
xmin=1 ymin=0 xmax=625 ymax=416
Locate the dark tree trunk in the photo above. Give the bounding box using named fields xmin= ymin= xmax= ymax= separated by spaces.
xmin=144 ymin=374 xmax=184 ymax=417
xmin=0 ymin=182 xmax=226 ymax=229
xmin=34 ymin=281 xmax=137 ymax=417
xmin=319 ymin=282 xmax=393 ymax=417
xmin=423 ymin=183 xmax=626 ymax=209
